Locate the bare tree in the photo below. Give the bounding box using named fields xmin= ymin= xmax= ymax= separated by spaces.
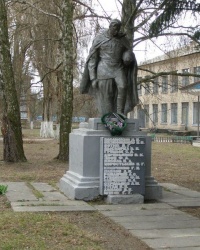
xmin=120 ymin=0 xmax=200 ymax=85
xmin=73 ymin=87 xmax=98 ymax=119
xmin=55 ymin=0 xmax=74 ymax=161
xmin=0 ymin=0 xmax=26 ymax=162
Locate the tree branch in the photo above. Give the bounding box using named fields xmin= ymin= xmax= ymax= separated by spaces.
xmin=134 ymin=31 xmax=200 ymax=48
xmin=138 ymin=67 xmax=200 ymax=84
xmin=13 ymin=0 xmax=61 ymax=21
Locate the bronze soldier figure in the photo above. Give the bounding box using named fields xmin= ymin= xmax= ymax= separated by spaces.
xmin=80 ymin=19 xmax=139 ymax=117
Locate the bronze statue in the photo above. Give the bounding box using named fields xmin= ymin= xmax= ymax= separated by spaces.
xmin=80 ymin=19 xmax=139 ymax=117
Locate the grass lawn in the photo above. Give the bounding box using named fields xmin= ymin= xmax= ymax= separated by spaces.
xmin=0 ymin=129 xmax=200 ymax=249
xmin=0 ymin=129 xmax=152 ymax=250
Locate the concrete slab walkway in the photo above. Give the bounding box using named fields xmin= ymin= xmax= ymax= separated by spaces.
xmin=1 ymin=182 xmax=95 ymax=212
xmin=1 ymin=181 xmax=200 ymax=249
xmin=95 ymin=183 xmax=200 ymax=249
xmin=95 ymin=203 xmax=200 ymax=249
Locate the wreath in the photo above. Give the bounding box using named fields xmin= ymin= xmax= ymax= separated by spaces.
xmin=101 ymin=113 xmax=127 ymax=136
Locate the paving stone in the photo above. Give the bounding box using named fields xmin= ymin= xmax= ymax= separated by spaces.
xmin=165 ymin=201 xmax=200 ymax=207
xmin=116 ymin=219 xmax=200 ymax=230
xmin=13 ymin=205 xmax=96 ymax=212
xmin=99 ymin=208 xmax=183 ymax=217
xmin=2 ymin=181 xmax=96 ymax=212
xmin=161 ymin=183 xmax=188 ymax=190
xmin=129 ymin=228 xmax=200 ymax=239
xmin=144 ymin=236 xmax=200 ymax=249
xmin=159 ymin=190 xmax=200 ymax=207
xmin=31 ymin=182 xmax=57 ymax=192
xmin=110 ymin=214 xmax=195 ymax=223
xmin=2 ymin=182 xmax=38 ymax=202
xmin=95 ymin=203 xmax=172 ymax=211
xmin=160 ymin=190 xmax=185 ymax=200
xmin=162 ymin=183 xmax=200 ymax=197
xmin=11 ymin=200 xmax=88 ymax=206
xmin=160 ymin=196 xmax=199 ymax=204
xmin=41 ymin=191 xmax=70 ymax=201
xmin=173 ymin=189 xmax=200 ymax=198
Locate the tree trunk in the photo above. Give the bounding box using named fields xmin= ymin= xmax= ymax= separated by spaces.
xmin=121 ymin=0 xmax=136 ymax=45
xmin=0 ymin=0 xmax=26 ymax=162
xmin=57 ymin=0 xmax=74 ymax=161
xmin=40 ymin=77 xmax=55 ymax=138
xmin=40 ymin=121 xmax=55 ymax=138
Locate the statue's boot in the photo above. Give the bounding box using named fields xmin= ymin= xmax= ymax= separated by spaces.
xmin=117 ymin=91 xmax=126 ymax=116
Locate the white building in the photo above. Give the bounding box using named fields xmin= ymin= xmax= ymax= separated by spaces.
xmin=133 ymin=43 xmax=200 ymax=134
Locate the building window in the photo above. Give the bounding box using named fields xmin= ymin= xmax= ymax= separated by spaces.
xmin=181 ymin=102 xmax=189 ymax=125
xmin=137 ymin=77 xmax=142 ymax=96
xmin=161 ymin=76 xmax=168 ymax=93
xmin=152 ymin=104 xmax=158 ymax=124
xmin=144 ymin=104 xmax=149 ymax=126
xmin=136 ymin=106 xmax=146 ymax=128
xmin=161 ymin=103 xmax=167 ymax=123
xmin=144 ymin=75 xmax=151 ymax=95
xmin=171 ymin=75 xmax=178 ymax=93
xmin=193 ymin=102 xmax=200 ymax=124
xmin=144 ymin=82 xmax=151 ymax=95
xmin=171 ymin=103 xmax=178 ymax=124
xmin=182 ymin=68 xmax=189 ymax=86
xmin=153 ymin=78 xmax=159 ymax=94
xmin=194 ymin=66 xmax=200 ymax=83
xmin=20 ymin=105 xmax=27 ymax=112
xmin=20 ymin=112 xmax=28 ymax=119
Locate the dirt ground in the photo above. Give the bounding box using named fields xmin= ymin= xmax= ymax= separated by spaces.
xmin=0 ymin=194 xmax=150 ymax=250
xmin=0 ymin=130 xmax=200 ymax=249
xmin=151 ymin=142 xmax=200 ymax=192
xmin=152 ymin=142 xmax=200 ymax=220
xmin=0 ymin=134 xmax=151 ymax=250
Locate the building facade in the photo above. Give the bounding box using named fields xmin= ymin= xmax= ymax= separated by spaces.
xmin=133 ymin=43 xmax=200 ymax=133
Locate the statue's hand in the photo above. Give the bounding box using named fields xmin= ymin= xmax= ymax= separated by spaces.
xmin=92 ymin=79 xmax=98 ymax=89
xmin=123 ymin=51 xmax=133 ymax=66
xmin=124 ymin=60 xmax=131 ymax=66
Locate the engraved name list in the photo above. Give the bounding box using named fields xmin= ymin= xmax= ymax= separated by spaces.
xmin=100 ymin=137 xmax=146 ymax=195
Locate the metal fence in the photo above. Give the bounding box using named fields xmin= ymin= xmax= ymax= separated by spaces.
xmin=151 ymin=135 xmax=193 ymax=144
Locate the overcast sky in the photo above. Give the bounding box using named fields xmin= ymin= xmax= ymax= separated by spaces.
xmin=94 ymin=0 xmax=200 ymax=63
xmin=94 ymin=0 xmax=156 ymax=62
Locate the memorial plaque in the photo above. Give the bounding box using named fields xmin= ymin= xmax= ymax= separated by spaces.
xmin=100 ymin=137 xmax=146 ymax=195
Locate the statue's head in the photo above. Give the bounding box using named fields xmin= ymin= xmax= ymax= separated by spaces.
xmin=109 ymin=19 xmax=121 ymax=37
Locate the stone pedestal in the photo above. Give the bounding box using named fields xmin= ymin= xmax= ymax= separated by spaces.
xmin=143 ymin=136 xmax=163 ymax=200
xmin=145 ymin=176 xmax=162 ymax=200
xmin=106 ymin=194 xmax=144 ymax=204
xmin=193 ymin=138 xmax=200 ymax=147
xmin=59 ymin=118 xmax=162 ymax=201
